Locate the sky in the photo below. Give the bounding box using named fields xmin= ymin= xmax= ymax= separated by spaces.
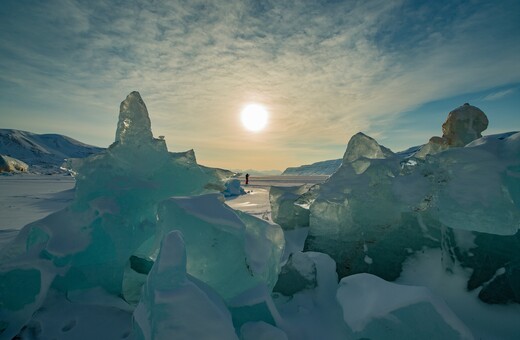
xmin=0 ymin=0 xmax=519 ymax=171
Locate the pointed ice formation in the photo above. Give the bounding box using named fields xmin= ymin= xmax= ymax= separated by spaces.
xmin=115 ymin=91 xmax=154 ymax=145
xmin=155 ymin=194 xmax=284 ymax=302
xmin=342 ymin=132 xmax=395 ymax=163
xmin=133 ymin=231 xmax=238 ymax=340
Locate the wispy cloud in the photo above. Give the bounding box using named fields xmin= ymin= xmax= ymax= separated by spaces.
xmin=1 ymin=0 xmax=519 ymax=169
xmin=483 ymin=88 xmax=516 ymax=101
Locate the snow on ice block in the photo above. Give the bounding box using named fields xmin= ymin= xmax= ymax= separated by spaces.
xmin=156 ymin=194 xmax=284 ymax=302
xmin=272 ymin=252 xmax=353 ymax=340
xmin=336 ymin=273 xmax=473 ymax=340
xmin=269 ymin=185 xmax=310 ymax=230
xmin=16 ymin=288 xmax=134 ymax=340
xmin=442 ymin=227 xmax=520 ymax=304
xmin=133 ymin=231 xmax=238 ymax=340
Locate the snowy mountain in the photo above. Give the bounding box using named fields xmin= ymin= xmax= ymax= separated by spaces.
xmin=282 ymin=145 xmax=424 ymax=176
xmin=0 ymin=129 xmax=104 ymax=172
xmin=282 ymin=158 xmax=342 ymax=176
xmin=233 ymin=168 xmax=282 ymax=176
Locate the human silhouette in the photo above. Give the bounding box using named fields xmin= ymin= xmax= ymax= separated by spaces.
xmin=245 ymin=173 xmax=249 ymax=185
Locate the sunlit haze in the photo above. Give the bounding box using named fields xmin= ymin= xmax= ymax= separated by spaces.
xmin=241 ymin=104 xmax=268 ymax=132
xmin=0 ymin=1 xmax=519 ymax=171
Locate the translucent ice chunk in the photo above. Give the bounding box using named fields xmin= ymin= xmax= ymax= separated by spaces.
xmin=304 ymin=134 xmax=438 ymax=280
xmin=342 ymin=132 xmax=394 ymax=163
xmin=273 ymin=251 xmax=317 ymax=296
xmin=435 ymin=132 xmax=520 ymax=235
xmin=133 ymin=231 xmax=238 ymax=340
xmin=156 ymin=194 xmax=284 ymax=302
xmin=115 ymin=91 xmax=154 ymax=145
xmin=269 ymin=185 xmax=310 ymax=230
xmin=304 ymin=129 xmax=519 ymax=289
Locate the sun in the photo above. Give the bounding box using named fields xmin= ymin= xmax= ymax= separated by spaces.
xmin=240 ymin=104 xmax=268 ymax=132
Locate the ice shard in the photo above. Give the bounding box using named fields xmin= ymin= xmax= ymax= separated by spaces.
xmin=133 ymin=231 xmax=238 ymax=340
xmin=269 ymin=185 xmax=311 ymax=230
xmin=155 ymin=194 xmax=284 ymax=302
xmin=273 ymin=251 xmax=317 ymax=296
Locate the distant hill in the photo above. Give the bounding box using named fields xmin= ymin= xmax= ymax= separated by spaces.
xmin=233 ymin=169 xmax=282 ymax=176
xmin=0 ymin=129 xmax=104 ymax=173
xmin=282 ymin=145 xmax=424 ymax=176
xmin=282 ymin=159 xmax=342 ymax=176
xmin=0 ymin=129 xmax=237 ymax=177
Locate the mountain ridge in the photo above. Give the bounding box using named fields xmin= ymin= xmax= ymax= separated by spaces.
xmin=0 ymin=129 xmax=105 ymax=173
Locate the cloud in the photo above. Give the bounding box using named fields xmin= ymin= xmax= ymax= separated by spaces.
xmin=1 ymin=0 xmax=519 ymax=169
xmin=483 ymin=88 xmax=516 ymax=101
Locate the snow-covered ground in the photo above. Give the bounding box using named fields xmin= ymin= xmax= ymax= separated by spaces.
xmin=226 ymin=175 xmax=326 ymax=219
xmin=0 ymin=174 xmax=323 ymax=252
xmin=0 ymin=174 xmax=326 ymax=230
xmin=0 ymin=174 xmax=75 ymax=231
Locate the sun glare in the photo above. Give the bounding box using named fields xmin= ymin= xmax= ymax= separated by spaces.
xmin=240 ymin=104 xmax=268 ymax=132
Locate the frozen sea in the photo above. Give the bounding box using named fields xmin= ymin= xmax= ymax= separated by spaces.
xmin=1 ymin=173 xmax=519 ymax=339
xmin=0 ymin=174 xmax=325 ymax=250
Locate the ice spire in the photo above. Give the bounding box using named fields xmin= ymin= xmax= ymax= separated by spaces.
xmin=115 ymin=91 xmax=153 ymax=145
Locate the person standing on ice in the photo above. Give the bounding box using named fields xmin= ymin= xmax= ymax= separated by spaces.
xmin=245 ymin=173 xmax=249 ymax=185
